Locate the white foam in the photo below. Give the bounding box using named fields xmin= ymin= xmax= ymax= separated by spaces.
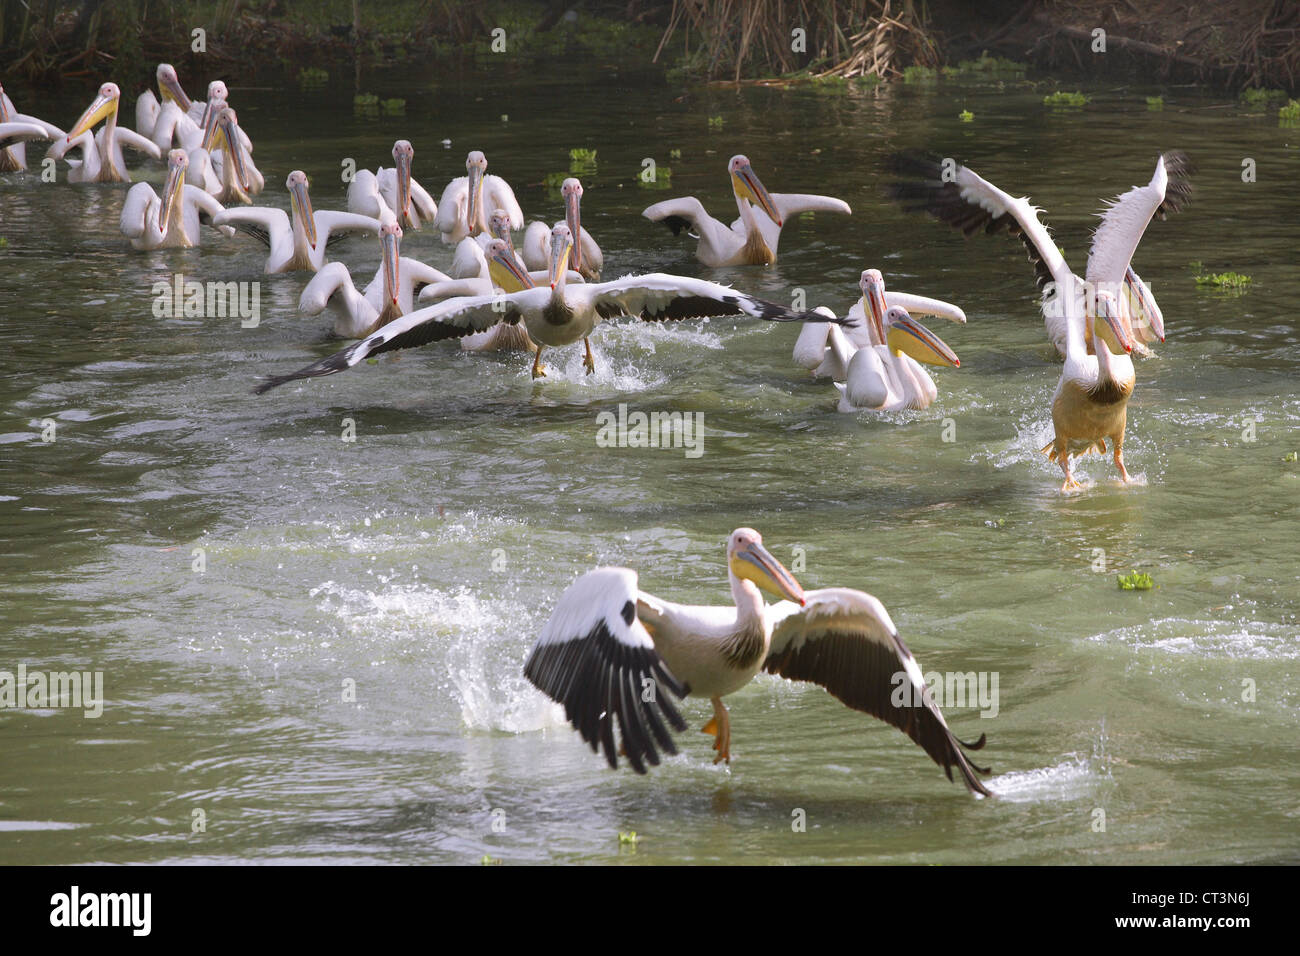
xmin=987 ymin=755 xmax=1097 ymax=802
xmin=1088 ymin=617 xmax=1300 ymax=660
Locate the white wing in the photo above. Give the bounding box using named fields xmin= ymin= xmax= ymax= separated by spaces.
xmin=315 ymin=210 xmax=383 ymax=242
xmin=1085 ymin=152 xmax=1192 ymax=288
xmin=765 ymin=587 xmax=990 ymax=794
xmin=347 ymin=169 xmax=391 ymax=219
xmin=119 ymin=182 xmax=158 ymax=238
xmin=483 ymin=174 xmax=523 ymax=229
xmin=520 ymin=220 xmax=551 ymax=272
xmin=642 ymin=196 xmax=739 ymax=266
xmin=771 ymin=192 xmax=853 ymax=221
xmin=586 ymin=273 xmax=829 ymax=324
xmin=522 ymin=567 xmax=689 ymax=773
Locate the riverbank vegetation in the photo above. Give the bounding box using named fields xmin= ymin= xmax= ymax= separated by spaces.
xmin=2 ymin=0 xmax=1295 ymax=94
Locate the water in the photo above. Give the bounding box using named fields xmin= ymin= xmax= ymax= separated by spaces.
xmin=2 ymin=65 xmax=1298 ymax=864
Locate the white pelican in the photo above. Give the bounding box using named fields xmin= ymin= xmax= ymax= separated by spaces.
xmin=888 ymin=152 xmax=1193 ymax=489
xmin=0 ymin=83 xmax=66 ymax=172
xmin=252 ymin=225 xmax=848 ymax=392
xmin=47 ymin=82 xmax=161 ymax=183
xmin=134 ymin=64 xmax=196 ymax=141
xmin=642 ymin=154 xmax=852 ymax=267
xmin=432 ymin=150 xmax=523 ymax=245
xmin=120 ymin=149 xmax=229 ymax=250
xmin=521 ymin=177 xmax=603 ymax=279
xmin=522 ymin=527 xmax=991 ymax=793
xmin=449 ymin=209 xmax=521 ymax=279
xmin=793 ymin=268 xmax=967 ymax=379
xmin=212 ymin=170 xmax=382 ymax=273
xmin=299 ymin=220 xmax=452 ymax=338
xmin=347 ymin=139 xmax=437 ymax=230
xmin=187 ymin=107 xmax=263 ymax=204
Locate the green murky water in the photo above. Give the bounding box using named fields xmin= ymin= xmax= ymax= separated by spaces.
xmin=1 ymin=65 xmax=1298 ymax=864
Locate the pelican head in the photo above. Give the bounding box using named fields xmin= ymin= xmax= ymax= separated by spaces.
xmin=216 ymin=108 xmax=251 ymax=192
xmin=200 ymin=80 xmax=229 ymax=129
xmin=884 ymin=306 xmax=961 ymax=367
xmin=860 ymin=268 xmax=889 ymax=344
xmin=1093 ymin=290 xmax=1135 ymax=355
xmin=199 ymin=97 xmax=227 ymax=150
xmin=562 ymin=177 xmax=585 ymax=270
xmin=379 ymin=220 xmax=402 ymax=305
xmin=465 ymin=150 xmax=488 ymax=233
xmin=488 ymin=208 xmax=514 ymax=244
xmin=729 ymin=155 xmax=782 ymax=227
xmin=486 ymin=237 xmax=532 ymax=291
xmin=391 ymin=139 xmax=414 ymax=219
xmin=68 ymin=82 xmax=120 ymax=140
xmin=286 ymin=170 xmax=317 ymax=249
xmin=549 ymin=222 xmax=573 ymax=289
xmin=727 ymin=528 xmax=805 ymax=606
xmin=157 ymin=64 xmax=192 ymax=112
xmin=1124 ymin=266 xmax=1165 ymax=343
xmin=159 ymin=148 xmax=188 ymax=234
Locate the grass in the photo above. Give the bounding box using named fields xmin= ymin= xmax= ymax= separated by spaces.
xmin=1279 ymin=100 xmax=1300 ymax=124
xmin=947 ymin=53 xmax=1026 ymax=76
xmin=1117 ymin=571 xmax=1154 ymax=591
xmin=903 ymin=64 xmax=938 ymax=83
xmin=296 ymin=66 xmax=329 ymax=89
xmin=1190 ymin=261 xmax=1251 ymax=291
xmin=1043 ymin=90 xmax=1088 ymax=108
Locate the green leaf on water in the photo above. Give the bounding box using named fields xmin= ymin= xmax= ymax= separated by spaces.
xmin=1117 ymin=571 xmax=1154 ymax=591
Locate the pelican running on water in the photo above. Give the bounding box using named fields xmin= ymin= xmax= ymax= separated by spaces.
xmin=642 ymin=154 xmax=852 ymax=266
xmin=888 ymin=152 xmax=1192 ymax=490
xmin=299 ymin=220 xmax=452 ymax=339
xmin=252 ymin=224 xmax=848 ymax=393
xmin=347 ymin=140 xmax=437 ymax=230
xmin=0 ymin=83 xmax=66 ymax=172
xmin=212 ymin=170 xmax=382 ymax=273
xmin=120 ymin=149 xmax=229 ymax=250
xmin=48 ymin=82 xmax=161 ymax=183
xmin=432 ymin=150 xmax=523 ymax=244
xmin=522 ymin=177 xmax=603 ymax=279
xmin=522 ymin=528 xmax=991 ymax=793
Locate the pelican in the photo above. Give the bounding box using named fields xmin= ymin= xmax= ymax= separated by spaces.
xmin=643 ymin=154 xmax=852 ymax=267
xmin=252 ymin=225 xmax=847 ymax=393
xmin=888 ymin=152 xmax=1192 ymax=490
xmin=347 ymin=140 xmax=437 ymax=230
xmin=299 ymin=220 xmax=452 ymax=338
xmin=134 ymin=64 xmax=196 ymax=141
xmin=522 ymin=527 xmax=991 ymax=793
xmin=421 ymin=236 xmax=584 ymax=354
xmin=432 ymin=150 xmax=523 ymax=245
xmin=522 ymin=177 xmax=603 ymax=279
xmin=793 ymin=268 xmax=967 ymax=379
xmin=0 ymin=83 xmax=66 ymax=172
xmin=449 ymin=209 xmax=521 ymax=279
xmin=47 ymin=82 xmax=161 ymax=183
xmin=212 ymin=170 xmax=382 ymax=273
xmin=187 ymin=107 xmax=263 ymax=204
xmin=120 ymin=149 xmax=229 ymax=250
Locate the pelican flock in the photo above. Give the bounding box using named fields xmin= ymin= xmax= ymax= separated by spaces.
xmin=1 ymin=61 xmax=1210 ymax=802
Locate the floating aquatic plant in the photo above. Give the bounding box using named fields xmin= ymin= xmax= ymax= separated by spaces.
xmin=479 ymin=854 xmax=501 ymax=865
xmin=1117 ymin=571 xmax=1154 ymax=591
xmin=353 ymin=93 xmax=379 ymax=118
xmin=296 ymin=67 xmax=328 ymax=90
xmin=1284 ymin=452 xmax=1297 ymax=462
xmin=380 ymin=98 xmax=406 ymax=116
xmin=1146 ymin=96 xmax=1164 ymax=111
xmin=1279 ymin=100 xmax=1300 ymax=124
xmin=707 ymin=115 xmax=724 ymax=130
xmin=1043 ymin=90 xmax=1088 ymax=108
xmin=1240 ymin=87 xmax=1286 ymax=110
xmin=1190 ymin=261 xmax=1251 ymax=291
xmin=618 ymin=830 xmax=640 ymax=845
xmin=959 ymin=109 xmax=974 ymax=122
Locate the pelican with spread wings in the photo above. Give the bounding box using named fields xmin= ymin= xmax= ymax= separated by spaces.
xmin=523 ymin=528 xmax=991 ymax=793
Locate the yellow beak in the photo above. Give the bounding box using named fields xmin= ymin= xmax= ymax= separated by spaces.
xmin=730 ymin=541 xmax=805 ymax=605
xmin=886 ymin=312 xmax=961 ymax=367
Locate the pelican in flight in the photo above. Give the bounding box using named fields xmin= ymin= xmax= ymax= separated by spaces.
xmin=793 ymin=268 xmax=966 ymax=380
xmin=347 ymin=140 xmax=437 ymax=230
xmin=432 ymin=150 xmax=523 ymax=244
xmin=888 ymin=151 xmax=1192 ymax=489
xmin=252 ymin=225 xmax=845 ymax=393
xmin=522 ymin=177 xmax=603 ymax=279
xmin=643 ymin=154 xmax=852 ymax=267
xmin=0 ymin=83 xmax=65 ymax=172
xmin=299 ymin=220 xmax=452 ymax=338
xmin=47 ymin=82 xmax=161 ymax=183
xmin=120 ymin=149 xmax=229 ymax=250
xmin=522 ymin=527 xmax=991 ymax=793
xmin=212 ymin=170 xmax=382 ymax=273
